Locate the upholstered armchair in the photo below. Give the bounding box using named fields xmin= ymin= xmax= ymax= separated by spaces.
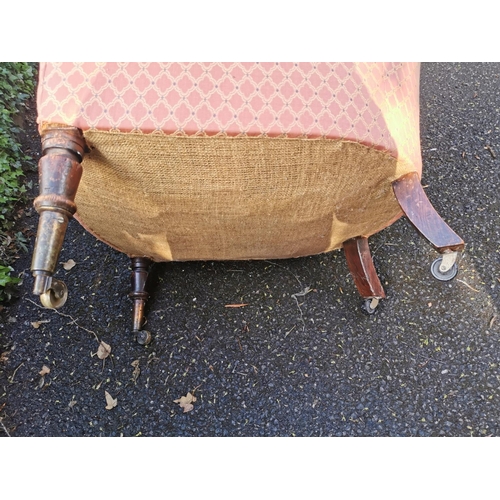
xmin=31 ymin=62 xmax=464 ymax=344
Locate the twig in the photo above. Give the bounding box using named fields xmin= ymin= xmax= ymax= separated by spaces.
xmin=291 ymin=287 xmax=313 ymax=333
xmin=456 ymin=280 xmax=480 ymax=293
xmin=485 ymin=145 xmax=496 ymax=159
xmin=373 ymin=242 xmax=399 ymax=256
xmin=0 ymin=418 xmax=11 ymax=437
xmin=417 ymin=354 xmax=445 ymax=365
xmin=191 ymin=383 xmax=203 ymax=395
xmin=26 ymin=298 xmax=99 ymax=340
xmin=263 ymin=260 xmax=303 ymax=288
xmin=292 ymin=294 xmax=306 ymax=332
xmin=9 ymin=361 xmax=25 ymax=383
xmin=263 ymin=261 xmax=309 ymax=332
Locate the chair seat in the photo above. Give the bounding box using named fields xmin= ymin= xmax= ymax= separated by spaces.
xmin=36 ymin=62 xmax=422 ymax=261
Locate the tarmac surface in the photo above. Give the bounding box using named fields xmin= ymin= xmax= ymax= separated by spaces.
xmin=1 ymin=62 xmax=499 ymax=437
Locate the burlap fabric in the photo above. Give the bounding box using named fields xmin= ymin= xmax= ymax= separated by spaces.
xmin=72 ymin=131 xmax=416 ymax=261
xmin=36 ymin=63 xmax=422 ymax=261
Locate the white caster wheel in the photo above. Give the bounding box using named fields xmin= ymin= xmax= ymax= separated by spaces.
xmin=363 ymin=297 xmax=380 ymax=315
xmin=431 ymin=257 xmax=458 ymax=281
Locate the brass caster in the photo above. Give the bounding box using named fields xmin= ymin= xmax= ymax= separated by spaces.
xmin=136 ymin=330 xmax=152 ymax=346
xmin=39 ymin=279 xmax=68 ymax=309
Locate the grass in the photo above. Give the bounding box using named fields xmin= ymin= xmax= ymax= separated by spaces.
xmin=0 ymin=62 xmax=37 ymax=302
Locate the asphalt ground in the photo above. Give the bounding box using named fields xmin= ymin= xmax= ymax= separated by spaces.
xmin=0 ymin=62 xmax=499 ymax=439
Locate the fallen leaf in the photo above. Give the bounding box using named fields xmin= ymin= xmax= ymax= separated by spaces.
xmin=174 ymin=392 xmax=197 ymax=413
xmin=31 ymin=320 xmax=50 ymax=329
xmin=0 ymin=351 xmax=9 ymax=364
xmin=62 ymin=259 xmax=76 ymax=271
xmin=68 ymin=398 xmax=77 ymax=409
xmin=105 ymin=391 xmax=117 ymax=410
xmin=39 ymin=365 xmax=50 ymax=376
xmin=225 ymin=303 xmax=249 ymax=308
xmin=97 ymin=341 xmax=112 ymax=360
xmin=131 ymin=360 xmax=140 ymax=383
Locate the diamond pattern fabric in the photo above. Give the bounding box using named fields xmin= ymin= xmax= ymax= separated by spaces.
xmin=35 ymin=62 xmax=423 ymax=261
xmin=37 ymin=62 xmax=421 ymax=170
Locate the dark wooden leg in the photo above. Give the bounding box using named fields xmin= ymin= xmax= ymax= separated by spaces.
xmin=392 ymin=171 xmax=465 ymax=281
xmin=31 ymin=127 xmax=86 ymax=308
xmin=130 ymin=257 xmax=153 ymax=345
xmin=343 ymin=236 xmax=385 ymax=314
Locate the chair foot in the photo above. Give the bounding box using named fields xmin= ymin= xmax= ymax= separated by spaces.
xmin=31 ymin=127 xmax=86 ymax=307
xmin=343 ymin=236 xmax=385 ymax=312
xmin=130 ymin=257 xmax=153 ymax=345
xmin=392 ymin=171 xmax=464 ymax=251
xmin=392 ymin=171 xmax=464 ymax=281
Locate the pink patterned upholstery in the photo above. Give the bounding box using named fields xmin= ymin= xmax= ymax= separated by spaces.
xmin=37 ymin=62 xmax=422 ymax=171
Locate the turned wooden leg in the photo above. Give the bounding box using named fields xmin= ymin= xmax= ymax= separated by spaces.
xmin=130 ymin=257 xmax=153 ymax=345
xmin=392 ymin=171 xmax=465 ymax=281
xmin=343 ymin=236 xmax=385 ymax=314
xmin=31 ymin=127 xmax=86 ymax=308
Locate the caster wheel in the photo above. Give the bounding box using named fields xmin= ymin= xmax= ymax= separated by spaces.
xmin=363 ymin=298 xmax=379 ymax=315
xmin=40 ymin=280 xmax=68 ymax=309
xmin=136 ymin=330 xmax=152 ymax=346
xmin=431 ymin=258 xmax=458 ymax=282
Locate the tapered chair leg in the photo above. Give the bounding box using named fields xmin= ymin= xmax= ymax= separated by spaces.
xmin=130 ymin=257 xmax=153 ymax=345
xmin=343 ymin=236 xmax=386 ymax=314
xmin=31 ymin=127 xmax=86 ymax=308
xmin=392 ymin=171 xmax=465 ymax=281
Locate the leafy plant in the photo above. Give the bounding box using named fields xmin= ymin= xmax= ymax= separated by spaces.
xmin=0 ymin=265 xmax=21 ymax=302
xmin=0 ymin=62 xmax=36 ymax=301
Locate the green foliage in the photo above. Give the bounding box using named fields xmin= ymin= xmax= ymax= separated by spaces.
xmin=0 ymin=62 xmax=36 ymax=300
xmin=0 ymin=264 xmax=21 ymax=301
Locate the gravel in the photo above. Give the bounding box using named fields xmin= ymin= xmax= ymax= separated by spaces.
xmin=1 ymin=62 xmax=499 ymax=437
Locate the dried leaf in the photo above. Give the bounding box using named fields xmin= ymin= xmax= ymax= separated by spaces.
xmin=97 ymin=341 xmax=112 ymax=360
xmin=131 ymin=360 xmax=140 ymax=383
xmin=39 ymin=365 xmax=50 ymax=376
xmin=31 ymin=320 xmax=50 ymax=329
xmin=174 ymin=392 xmax=197 ymax=413
xmin=225 ymin=303 xmax=249 ymax=308
xmin=62 ymin=259 xmax=76 ymax=271
xmin=105 ymin=391 xmax=117 ymax=410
